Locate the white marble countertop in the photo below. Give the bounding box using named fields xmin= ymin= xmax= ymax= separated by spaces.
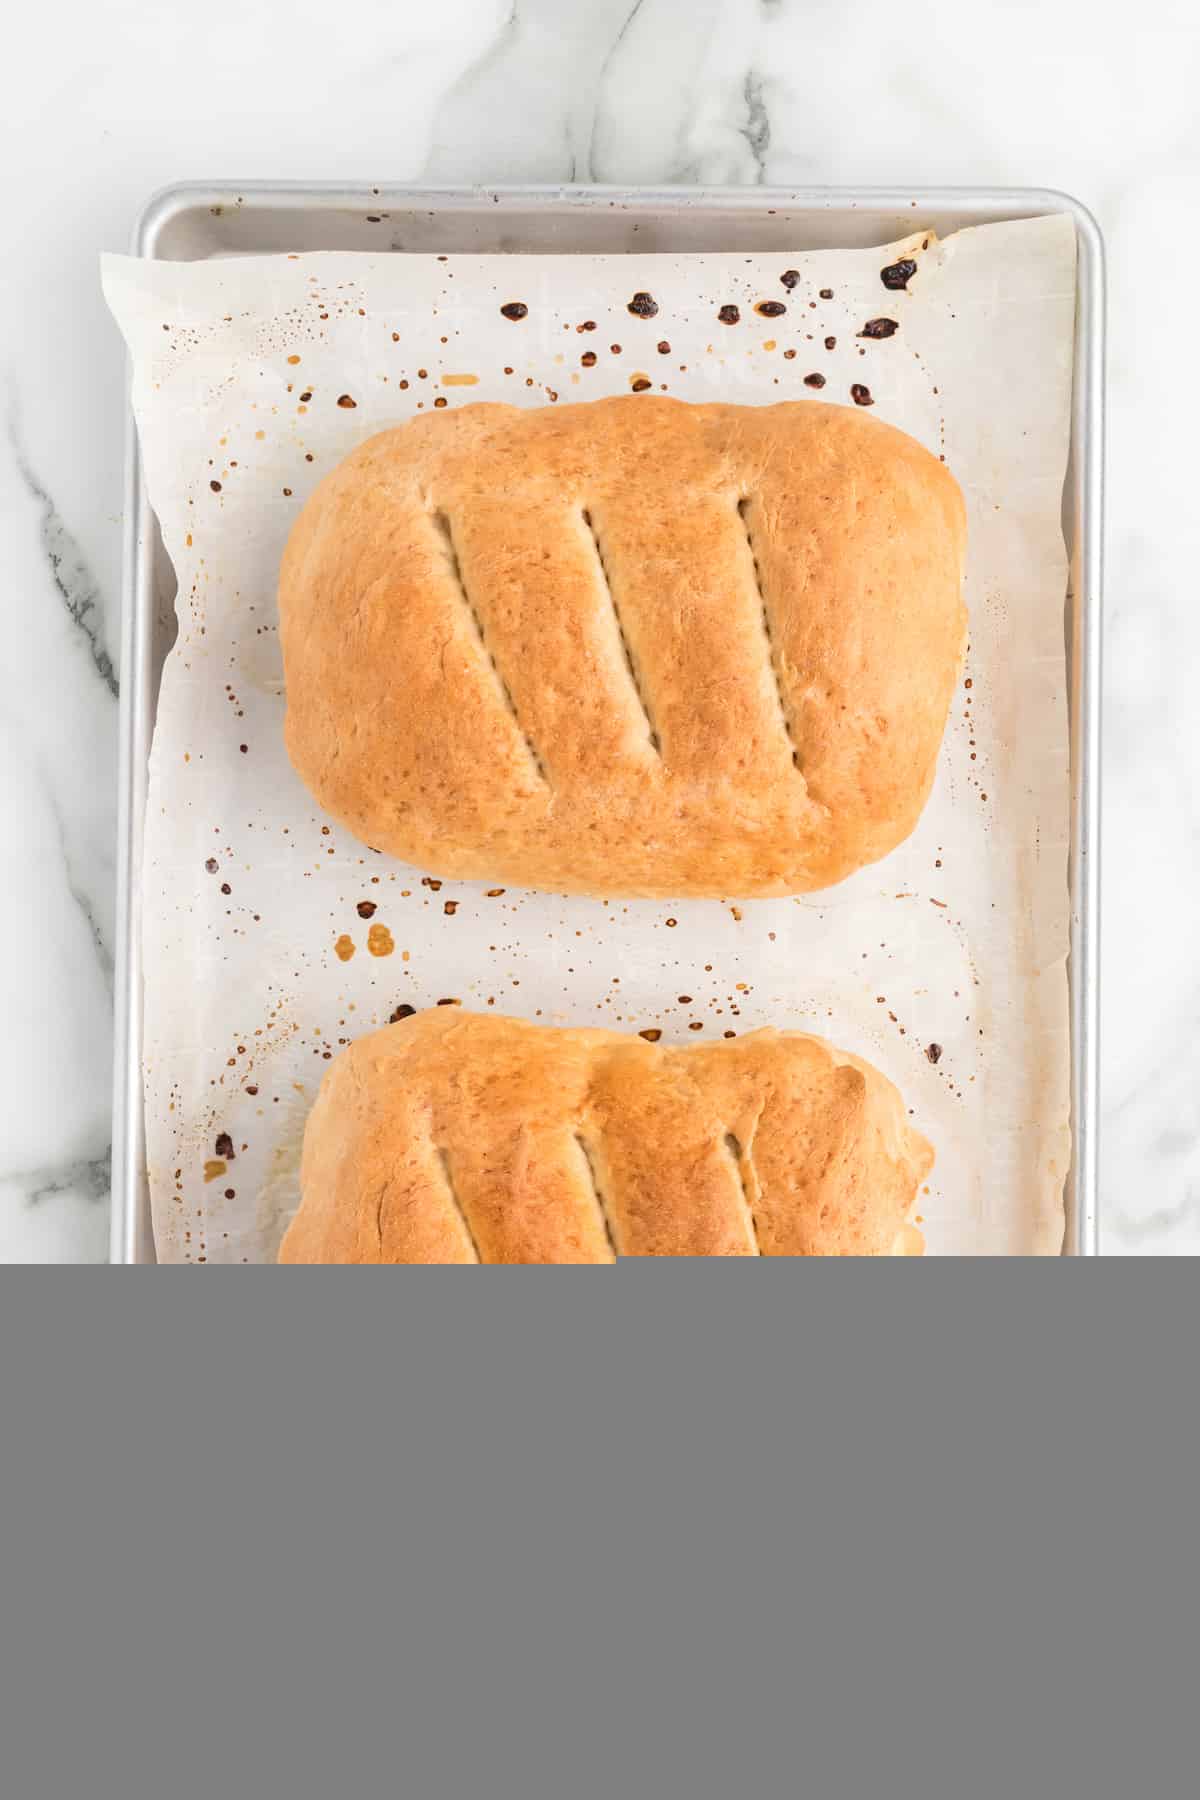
xmin=1 ymin=0 xmax=1194 ymax=1258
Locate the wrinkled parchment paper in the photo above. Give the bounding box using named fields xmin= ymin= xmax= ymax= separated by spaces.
xmin=104 ymin=215 xmax=1076 ymax=1259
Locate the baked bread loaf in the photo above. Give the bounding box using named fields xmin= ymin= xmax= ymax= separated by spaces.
xmin=278 ymin=1010 xmax=931 ymax=1262
xmin=279 ymin=396 xmax=966 ymax=897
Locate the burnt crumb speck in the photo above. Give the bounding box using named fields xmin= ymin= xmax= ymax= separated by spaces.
xmin=639 ymin=1028 xmax=662 ymax=1042
xmin=299 ymin=389 xmax=313 ymax=402
xmin=245 ymin=1085 xmax=258 ymax=1096
xmin=205 ymin=858 xmax=219 ymax=874
xmin=657 ymin=340 xmax=671 ymax=354
xmin=215 ymin=1132 xmax=234 ymax=1160
xmin=783 ymin=348 xmax=797 ymax=359
xmin=755 ymin=300 xmax=787 ymax=318
xmin=209 ymin=480 xmax=222 ymax=492
xmin=436 ymin=997 xmax=461 ymax=1007
xmin=717 ymin=304 xmax=741 ymax=325
xmin=577 ymin=320 xmax=597 ymax=332
xmin=390 ymin=1004 xmax=416 ymax=1023
xmin=819 ymin=287 xmax=834 ymax=299
xmin=421 ymin=877 xmax=443 ymax=891
xmin=356 ymin=900 xmax=377 ymax=919
xmin=630 ymin=376 xmax=652 ymax=392
xmin=780 ymin=269 xmax=800 ymax=289
xmin=444 ymin=900 xmax=459 ymax=915
xmin=881 ymin=258 xmax=918 ymax=290
xmin=627 ymin=291 xmax=659 ymax=318
xmin=860 ymin=317 xmax=899 ymax=339
xmin=851 ymin=383 xmax=874 ymax=406
xmin=500 ymin=302 xmax=529 ymax=321
xmin=925 ymin=1043 xmax=943 ymax=1065
xmin=803 ymin=372 xmax=826 ymax=388
xmin=220 ymin=882 xmax=231 ymax=895
xmin=581 ymin=350 xmax=597 ymax=367
xmin=824 ymin=336 xmax=837 ymax=350
xmin=336 ymin=394 xmax=357 ymax=408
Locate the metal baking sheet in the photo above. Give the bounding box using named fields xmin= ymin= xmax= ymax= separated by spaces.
xmin=111 ymin=184 xmax=1103 ymax=1262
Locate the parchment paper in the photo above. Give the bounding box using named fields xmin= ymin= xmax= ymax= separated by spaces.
xmin=103 ymin=215 xmax=1076 ymax=1260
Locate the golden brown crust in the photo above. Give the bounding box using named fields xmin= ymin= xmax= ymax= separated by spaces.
xmin=279 ymin=396 xmax=966 ymax=897
xmin=278 ymin=1011 xmax=933 ymax=1263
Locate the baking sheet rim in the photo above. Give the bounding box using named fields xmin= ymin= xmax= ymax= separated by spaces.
xmin=109 ymin=182 xmax=1103 ymax=1262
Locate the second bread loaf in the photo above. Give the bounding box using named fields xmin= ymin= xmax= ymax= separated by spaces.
xmin=279 ymin=1010 xmax=932 ymax=1262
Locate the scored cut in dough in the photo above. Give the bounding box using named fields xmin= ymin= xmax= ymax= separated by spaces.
xmin=279 ymin=395 xmax=966 ymax=898
xmin=278 ymin=1010 xmax=932 ymax=1263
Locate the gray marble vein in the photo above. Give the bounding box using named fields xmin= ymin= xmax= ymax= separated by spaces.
xmin=741 ymin=69 xmax=771 ymax=180
xmin=427 ymin=0 xmax=637 ymax=184
xmin=1110 ymin=1198 xmax=1197 ymax=1250
xmin=602 ymin=0 xmax=647 ymax=83
xmin=590 ymin=0 xmax=765 ymax=185
xmin=26 ymin=1152 xmax=112 ymax=1209
xmin=0 ymin=380 xmax=119 ymax=1254
xmin=33 ymin=751 xmax=114 ymax=984
xmin=3 ymin=392 xmax=119 ymax=969
xmin=8 ymin=408 xmax=118 ymax=699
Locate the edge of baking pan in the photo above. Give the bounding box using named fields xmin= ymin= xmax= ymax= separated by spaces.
xmin=111 ymin=309 xmax=153 ymax=1264
xmin=1063 ymin=192 xmax=1104 ymax=1258
xmin=110 ymin=183 xmax=1103 ymax=1260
